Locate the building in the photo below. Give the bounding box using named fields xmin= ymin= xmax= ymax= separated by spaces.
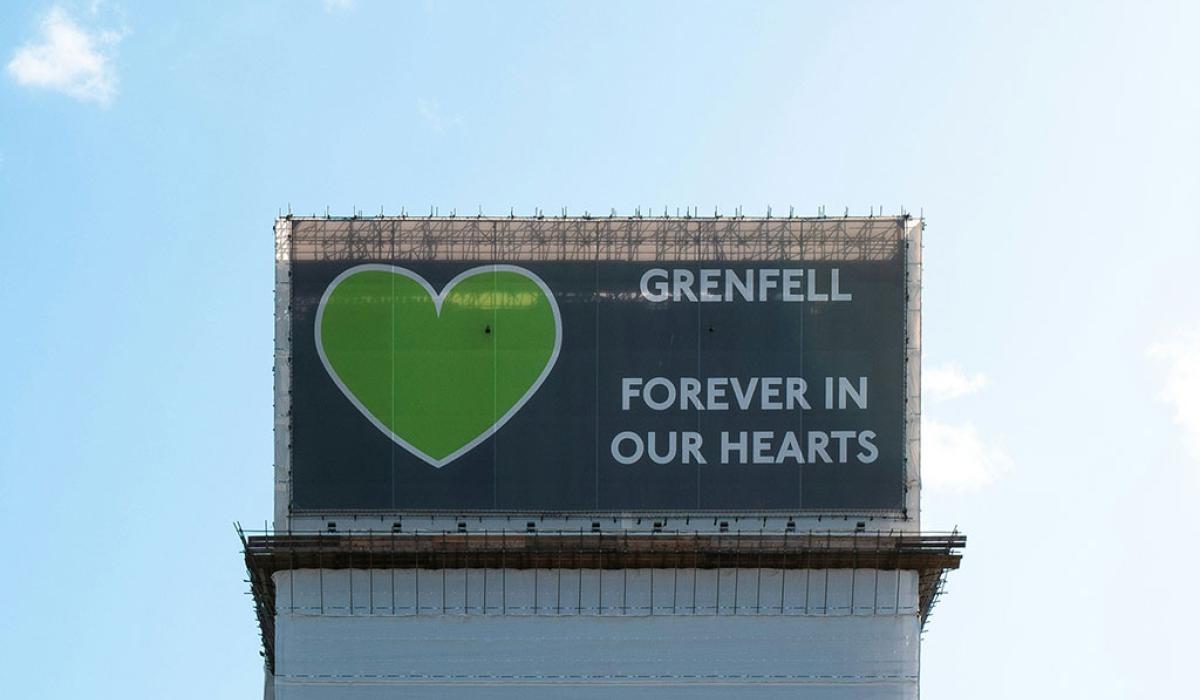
xmin=243 ymin=214 xmax=964 ymax=698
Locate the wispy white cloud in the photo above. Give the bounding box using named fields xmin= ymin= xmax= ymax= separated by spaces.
xmin=1148 ymin=327 xmax=1200 ymax=464
xmin=921 ymin=363 xmax=1009 ymax=493
xmin=416 ymin=97 xmax=465 ymax=133
xmin=6 ymin=6 xmax=124 ymax=106
xmin=417 ymin=97 xmax=446 ymax=133
xmin=924 ymin=364 xmax=988 ymax=403
xmin=323 ymin=0 xmax=355 ymax=12
xmin=922 ymin=418 xmax=1012 ymax=493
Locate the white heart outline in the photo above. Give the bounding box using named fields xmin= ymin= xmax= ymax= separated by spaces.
xmin=314 ymin=263 xmax=563 ymax=468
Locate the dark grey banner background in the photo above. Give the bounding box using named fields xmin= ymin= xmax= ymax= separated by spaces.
xmin=289 ymin=259 xmax=905 ymax=512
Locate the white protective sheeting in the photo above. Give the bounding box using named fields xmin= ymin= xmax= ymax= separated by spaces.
xmin=273 ymin=568 xmax=920 ymax=699
xmin=275 ymin=567 xmax=918 ymax=617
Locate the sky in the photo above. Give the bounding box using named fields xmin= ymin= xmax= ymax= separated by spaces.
xmin=1 ymin=1 xmax=1198 ymax=697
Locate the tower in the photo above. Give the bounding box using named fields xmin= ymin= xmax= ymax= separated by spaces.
xmin=243 ymin=214 xmax=964 ymax=698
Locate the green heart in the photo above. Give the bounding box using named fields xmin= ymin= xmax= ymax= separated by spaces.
xmin=316 ymin=265 xmax=561 ymax=467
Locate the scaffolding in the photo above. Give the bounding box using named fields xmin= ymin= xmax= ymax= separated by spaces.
xmin=239 ymin=525 xmax=963 ymax=672
xmin=271 ymin=214 xmax=923 ymax=525
xmin=279 ymin=215 xmax=909 ymax=263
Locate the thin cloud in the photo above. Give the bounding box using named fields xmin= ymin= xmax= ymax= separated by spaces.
xmin=921 ymin=362 xmax=1008 ymax=493
xmin=417 ymin=97 xmax=445 ymax=133
xmin=323 ymin=0 xmax=355 ymax=13
xmin=416 ymin=97 xmax=464 ymax=133
xmin=922 ymin=418 xmax=1012 ymax=493
xmin=6 ymin=6 xmax=124 ymax=106
xmin=924 ymin=364 xmax=988 ymax=403
xmin=1148 ymin=328 xmax=1200 ymax=463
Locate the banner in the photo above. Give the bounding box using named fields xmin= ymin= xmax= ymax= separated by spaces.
xmin=287 ymin=239 xmax=907 ymax=512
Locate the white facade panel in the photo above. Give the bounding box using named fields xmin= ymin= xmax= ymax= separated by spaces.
xmin=275 ymin=568 xmax=918 ymax=617
xmin=273 ymin=568 xmax=920 ymax=698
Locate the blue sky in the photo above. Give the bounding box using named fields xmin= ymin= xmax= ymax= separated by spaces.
xmin=1 ymin=1 xmax=1198 ymax=697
